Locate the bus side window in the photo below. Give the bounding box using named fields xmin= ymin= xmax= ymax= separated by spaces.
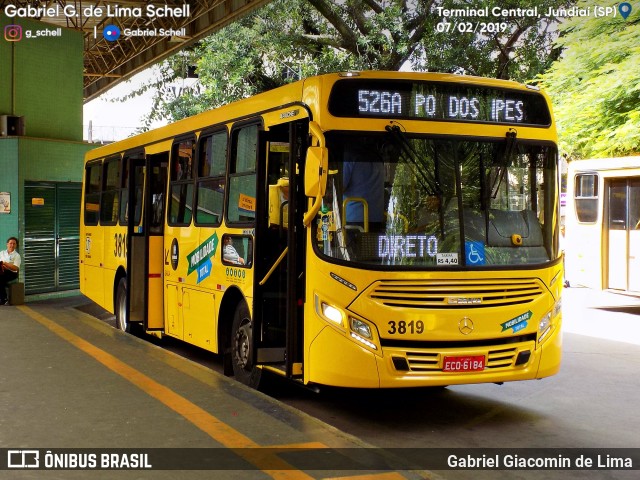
xmin=222 ymin=234 xmax=253 ymax=267
xmin=574 ymin=173 xmax=598 ymax=223
xmin=119 ymin=160 xmax=129 ymax=225
xmin=168 ymin=137 xmax=196 ymax=226
xmin=119 ymin=151 xmax=145 ymax=225
xmin=100 ymin=156 xmax=120 ymax=225
xmin=196 ymin=130 xmax=227 ymax=226
xmin=84 ymin=161 xmax=102 ymax=226
xmin=228 ymin=124 xmax=258 ymax=224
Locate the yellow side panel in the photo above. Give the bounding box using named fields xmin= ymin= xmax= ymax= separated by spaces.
xmin=83 ymin=265 xmax=106 ymax=309
xmin=537 ymin=324 xmax=563 ymax=378
xmin=81 ymin=227 xmax=106 ymax=310
xmin=102 ymin=226 xmax=126 ymax=313
xmin=308 ymin=326 xmax=379 ymax=388
xmin=182 ymin=288 xmax=217 ymax=352
xmin=165 ymin=284 xmax=182 ymax=339
xmin=147 ymin=236 xmax=164 ymax=329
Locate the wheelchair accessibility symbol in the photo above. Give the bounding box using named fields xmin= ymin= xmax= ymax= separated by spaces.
xmin=465 ymin=241 xmax=485 ymax=265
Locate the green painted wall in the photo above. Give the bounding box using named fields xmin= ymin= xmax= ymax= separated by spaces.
xmin=0 ymin=137 xmax=94 ymax=282
xmin=0 ymin=14 xmax=94 ymax=294
xmin=0 ymin=139 xmax=19 ymax=238
xmin=19 ymin=138 xmax=94 ymax=183
xmin=0 ymin=18 xmax=12 ymax=117
xmin=0 ymin=14 xmax=83 ymax=141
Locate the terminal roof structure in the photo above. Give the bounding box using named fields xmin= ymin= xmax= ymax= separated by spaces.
xmin=1 ymin=0 xmax=271 ymax=101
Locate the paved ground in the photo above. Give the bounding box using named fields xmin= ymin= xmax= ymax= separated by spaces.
xmin=562 ymin=286 xmax=640 ymax=345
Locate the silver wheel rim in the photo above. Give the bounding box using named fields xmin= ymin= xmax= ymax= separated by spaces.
xmin=234 ymin=319 xmax=251 ymax=370
xmin=117 ymin=290 xmax=128 ymax=331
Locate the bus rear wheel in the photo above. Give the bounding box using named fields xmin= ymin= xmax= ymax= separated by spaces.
xmin=115 ymin=278 xmax=130 ymax=333
xmin=231 ymin=302 xmax=262 ymax=388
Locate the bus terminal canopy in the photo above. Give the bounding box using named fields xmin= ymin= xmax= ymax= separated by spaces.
xmin=1 ymin=0 xmax=272 ymax=102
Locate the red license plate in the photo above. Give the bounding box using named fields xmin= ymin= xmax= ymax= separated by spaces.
xmin=442 ymin=355 xmax=485 ymax=372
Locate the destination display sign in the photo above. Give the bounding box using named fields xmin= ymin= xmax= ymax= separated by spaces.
xmin=329 ymin=79 xmax=551 ymax=126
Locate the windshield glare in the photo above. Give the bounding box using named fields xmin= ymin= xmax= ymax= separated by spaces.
xmin=314 ymin=131 xmax=558 ymax=268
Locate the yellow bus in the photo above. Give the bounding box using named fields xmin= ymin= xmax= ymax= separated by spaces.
xmin=565 ymin=157 xmax=640 ymax=294
xmin=80 ymin=71 xmax=563 ymax=388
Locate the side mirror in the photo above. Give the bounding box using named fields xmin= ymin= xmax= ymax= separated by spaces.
xmin=304 ymin=146 xmax=328 ymax=197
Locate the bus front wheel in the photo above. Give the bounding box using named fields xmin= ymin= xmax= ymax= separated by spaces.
xmin=231 ymin=302 xmax=262 ymax=388
xmin=115 ymin=278 xmax=130 ymax=333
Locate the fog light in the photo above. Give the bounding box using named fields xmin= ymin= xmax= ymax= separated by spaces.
xmin=515 ymin=350 xmax=531 ymax=366
xmin=392 ymin=356 xmax=410 ymax=371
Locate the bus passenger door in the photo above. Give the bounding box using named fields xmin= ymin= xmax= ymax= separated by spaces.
xmin=607 ymin=178 xmax=640 ymax=293
xmin=254 ymin=120 xmax=307 ymax=379
xmin=125 ymin=152 xmax=168 ymax=329
xmin=629 ymin=179 xmax=640 ymax=293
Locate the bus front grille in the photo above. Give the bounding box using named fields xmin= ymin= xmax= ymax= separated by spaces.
xmin=368 ymin=278 xmax=544 ymax=309
xmin=403 ymin=345 xmax=522 ymax=372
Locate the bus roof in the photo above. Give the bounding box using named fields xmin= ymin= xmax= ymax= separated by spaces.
xmin=85 ymin=70 xmax=550 ymax=161
xmin=568 ymin=156 xmax=640 ymax=173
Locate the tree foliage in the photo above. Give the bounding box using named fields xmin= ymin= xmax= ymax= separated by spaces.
xmin=135 ymin=0 xmax=573 ymax=125
xmin=538 ymin=0 xmax=640 ymax=159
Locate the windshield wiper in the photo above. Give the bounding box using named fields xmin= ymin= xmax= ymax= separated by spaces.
xmin=490 ymin=128 xmax=518 ymax=199
xmin=385 ymin=124 xmax=441 ymax=196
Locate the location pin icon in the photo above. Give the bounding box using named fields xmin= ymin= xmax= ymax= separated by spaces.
xmin=619 ymin=2 xmax=632 ymax=19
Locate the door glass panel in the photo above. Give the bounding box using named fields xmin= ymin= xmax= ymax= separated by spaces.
xmin=148 ymin=157 xmax=167 ymax=235
xmin=628 ymin=179 xmax=640 ymax=292
xmin=608 ymin=180 xmax=628 ymax=290
xmin=629 ymin=179 xmax=640 ymax=231
xmin=608 ymin=180 xmax=627 ymax=230
xmin=228 ymin=124 xmax=258 ymax=224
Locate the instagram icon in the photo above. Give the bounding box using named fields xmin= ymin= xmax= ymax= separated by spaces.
xmin=4 ymin=25 xmax=23 ymax=42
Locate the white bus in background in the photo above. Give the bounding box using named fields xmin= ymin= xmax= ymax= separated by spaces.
xmin=565 ymin=157 xmax=640 ymax=293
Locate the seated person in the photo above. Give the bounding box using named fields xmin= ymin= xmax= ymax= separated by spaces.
xmin=222 ymin=236 xmax=245 ymax=265
xmin=0 ymin=237 xmax=21 ymax=306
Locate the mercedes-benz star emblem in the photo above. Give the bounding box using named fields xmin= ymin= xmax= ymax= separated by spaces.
xmin=458 ymin=317 xmax=474 ymax=335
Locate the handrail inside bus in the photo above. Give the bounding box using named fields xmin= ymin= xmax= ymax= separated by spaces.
xmin=258 ymin=247 xmax=288 ymax=286
xmin=303 ymin=121 xmax=327 ymax=227
xmin=342 ymin=197 xmax=369 ymax=232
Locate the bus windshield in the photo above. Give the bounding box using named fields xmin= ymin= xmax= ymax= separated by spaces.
xmin=315 ymin=131 xmax=558 ymax=268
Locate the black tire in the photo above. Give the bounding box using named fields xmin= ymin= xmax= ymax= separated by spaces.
xmin=230 ymin=302 xmax=262 ymax=388
xmin=115 ymin=278 xmax=130 ymax=333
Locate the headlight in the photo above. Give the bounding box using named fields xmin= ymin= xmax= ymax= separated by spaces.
xmin=538 ymin=311 xmax=551 ymax=335
xmin=321 ymin=302 xmax=344 ymax=326
xmin=349 ymin=317 xmax=377 ymax=350
xmin=538 ymin=298 xmax=561 ymax=343
xmin=350 ymin=317 xmax=372 ymax=339
xmin=314 ymin=295 xmax=379 ymax=351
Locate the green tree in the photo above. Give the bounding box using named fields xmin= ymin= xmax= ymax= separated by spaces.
xmin=538 ymin=0 xmax=640 ymax=159
xmin=137 ymin=0 xmax=573 ymax=125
